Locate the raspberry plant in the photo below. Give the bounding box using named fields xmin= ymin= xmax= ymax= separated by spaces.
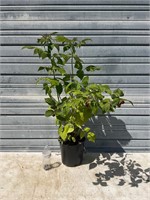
xmin=23 ymin=32 xmax=132 ymax=144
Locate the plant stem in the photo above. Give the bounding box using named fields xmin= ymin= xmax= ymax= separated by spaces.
xmin=53 ymin=69 xmax=60 ymax=102
xmin=71 ymin=50 xmax=74 ymax=82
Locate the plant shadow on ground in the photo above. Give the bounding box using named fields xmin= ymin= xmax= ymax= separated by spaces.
xmin=82 ymin=115 xmax=150 ymax=187
xmin=89 ymin=153 xmax=150 ymax=187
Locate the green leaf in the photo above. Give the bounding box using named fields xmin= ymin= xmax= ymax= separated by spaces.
xmin=38 ymin=66 xmax=45 ymax=71
xmin=104 ymin=102 xmax=111 ymax=112
xmin=51 ymin=58 xmax=56 ymax=66
xmin=102 ymin=85 xmax=112 ymax=95
xmin=22 ymin=46 xmax=35 ymax=50
xmin=56 ymin=35 xmax=69 ymax=43
xmin=77 ymin=69 xmax=84 ymax=80
xmin=63 ymin=45 xmax=71 ymax=52
xmin=80 ymin=131 xmax=85 ymax=139
xmin=75 ymin=61 xmax=82 ymax=70
xmin=57 ymin=67 xmax=66 ymax=75
xmin=99 ymin=99 xmax=111 ymax=113
xmin=50 ymin=32 xmax=58 ymax=36
xmin=61 ymin=54 xmax=71 ymax=63
xmin=72 ymin=37 xmax=78 ymax=42
xmin=41 ymin=51 xmax=48 ymax=59
xmin=112 ymin=88 xmax=124 ymax=98
xmin=50 ymin=79 xmax=60 ymax=86
xmin=84 ymin=127 xmax=90 ymax=132
xmin=95 ymin=92 xmax=104 ymax=100
xmin=33 ymin=48 xmax=43 ymax=56
xmin=112 ymin=98 xmax=120 ymax=107
xmin=65 ymin=82 xmax=79 ymax=93
xmin=48 ymin=44 xmax=54 ymax=52
xmin=86 ymin=65 xmax=101 ymax=72
xmin=37 ymin=77 xmax=59 ymax=86
xmin=78 ymin=38 xmax=92 ymax=47
xmin=57 ymin=57 xmax=64 ymax=65
xmin=63 ymin=74 xmax=70 ymax=82
xmin=58 ymin=125 xmax=63 ymax=136
xmin=45 ymin=109 xmax=54 ymax=117
xmin=61 ymin=123 xmax=74 ymax=141
xmin=45 ymin=97 xmax=56 ymax=107
xmin=87 ymin=84 xmax=99 ymax=92
xmin=72 ymin=90 xmax=83 ymax=96
xmin=53 ymin=44 xmax=60 ymax=51
xmin=74 ymin=55 xmax=84 ymax=64
xmin=87 ymin=132 xmax=96 ymax=142
xmin=42 ymin=83 xmax=52 ymax=95
xmin=74 ymin=114 xmax=84 ymax=127
xmin=82 ymin=76 xmax=89 ymax=87
xmin=72 ymin=137 xmax=76 ymax=142
xmin=56 ymin=83 xmax=63 ymax=95
xmin=74 ymin=105 xmax=93 ymax=126
xmin=79 ymin=111 xmax=84 ymax=121
xmin=81 ymin=38 xmax=92 ymax=43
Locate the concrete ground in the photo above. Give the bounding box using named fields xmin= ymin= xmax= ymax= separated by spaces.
xmin=0 ymin=152 xmax=149 ymax=200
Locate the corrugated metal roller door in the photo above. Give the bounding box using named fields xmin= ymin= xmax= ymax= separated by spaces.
xmin=0 ymin=0 xmax=150 ymax=152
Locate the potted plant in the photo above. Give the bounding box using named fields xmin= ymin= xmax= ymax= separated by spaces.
xmin=23 ymin=32 xmax=132 ymax=166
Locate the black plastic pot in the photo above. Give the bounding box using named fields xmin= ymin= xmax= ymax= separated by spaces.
xmin=60 ymin=142 xmax=84 ymax=167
